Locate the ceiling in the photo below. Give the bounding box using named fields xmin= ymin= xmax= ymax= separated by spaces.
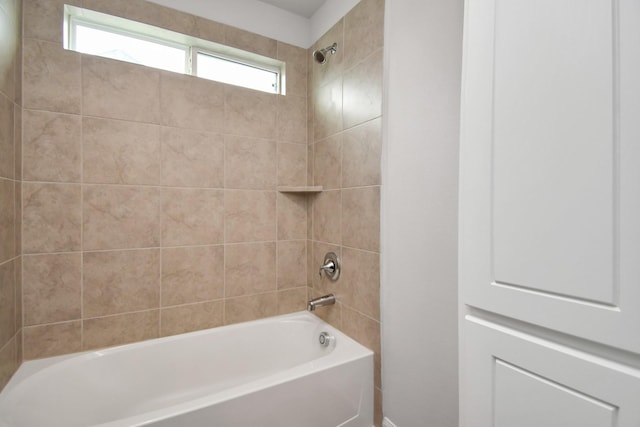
xmin=257 ymin=0 xmax=328 ymax=18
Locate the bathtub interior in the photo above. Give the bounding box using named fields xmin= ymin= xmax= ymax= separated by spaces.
xmin=0 ymin=312 xmax=373 ymax=427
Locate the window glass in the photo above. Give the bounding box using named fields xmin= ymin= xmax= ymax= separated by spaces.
xmin=196 ymin=52 xmax=279 ymax=93
xmin=73 ymin=23 xmax=187 ymax=73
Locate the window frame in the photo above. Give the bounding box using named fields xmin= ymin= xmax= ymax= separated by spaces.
xmin=64 ymin=5 xmax=285 ymax=95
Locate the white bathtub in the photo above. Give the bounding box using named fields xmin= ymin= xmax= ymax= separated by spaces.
xmin=0 ymin=312 xmax=373 ymax=427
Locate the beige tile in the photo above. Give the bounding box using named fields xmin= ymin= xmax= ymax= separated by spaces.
xmin=277 ymin=143 xmax=307 ymax=187
xmin=343 ymin=50 xmax=383 ymax=129
xmin=83 ymin=55 xmax=160 ymax=123
xmin=225 ymin=292 xmax=277 ymax=325
xmin=277 ymin=42 xmax=307 ymax=98
xmin=342 ymin=118 xmax=382 ymax=187
xmin=0 ymin=179 xmax=14 ymax=262
xmin=224 ymin=26 xmax=277 ymax=58
xmin=23 ymin=183 xmax=81 ymax=254
xmin=83 ymin=185 xmax=160 ymax=251
xmin=224 ymin=86 xmax=277 ymax=139
xmin=23 ymin=0 xmax=80 ymax=43
xmin=340 ymin=248 xmax=380 ymax=320
xmin=83 ymin=249 xmax=160 ymax=317
xmin=161 ymin=188 xmax=224 ymax=246
xmin=277 ymin=240 xmax=306 ymax=289
xmin=311 ymin=19 xmax=344 ymax=89
xmin=314 ymin=135 xmax=342 ymax=189
xmin=161 ymin=127 xmax=224 ymax=188
xmin=23 ymin=253 xmax=81 ymax=325
xmin=23 ymin=39 xmax=81 ymax=114
xmin=312 ymin=241 xmax=341 ymax=293
xmin=0 ymin=336 xmax=17 ymax=391
xmin=344 ymin=0 xmax=385 ymax=69
xmin=313 ymin=189 xmax=341 ymax=245
xmin=306 ymin=236 xmax=314 ymax=285
xmin=161 ymin=245 xmax=224 ymax=306
xmin=277 ymin=287 xmax=307 ymax=314
xmin=225 ymin=190 xmax=276 ymax=243
xmin=83 ymin=118 xmax=161 ymax=185
xmin=277 ymin=192 xmax=307 ymax=240
xmin=224 ymin=136 xmax=276 ymax=190
xmin=23 ymin=110 xmax=81 ymax=183
xmin=23 ymin=321 xmax=82 ymax=360
xmin=342 ymin=187 xmax=380 ymax=251
xmin=159 ymin=72 xmax=224 ymax=132
xmin=225 ymin=242 xmax=276 ymax=298
xmin=160 ymin=300 xmax=224 ymax=337
xmin=342 ymin=306 xmax=381 ymax=389
xmin=314 ymin=77 xmax=343 ymax=141
xmin=0 ymin=260 xmax=15 ymax=346
xmin=193 ymin=17 xmax=226 ymax=44
xmin=83 ymin=310 xmax=159 ymax=351
xmin=277 ymin=95 xmax=306 ymax=143
xmin=0 ymin=96 xmax=13 ymax=179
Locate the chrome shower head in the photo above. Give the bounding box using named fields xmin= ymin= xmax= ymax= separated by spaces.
xmin=313 ymin=42 xmax=338 ymax=64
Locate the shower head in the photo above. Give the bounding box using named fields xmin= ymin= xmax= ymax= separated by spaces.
xmin=313 ymin=43 xmax=338 ymax=64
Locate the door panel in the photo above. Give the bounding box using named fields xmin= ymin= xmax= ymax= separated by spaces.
xmin=459 ymin=0 xmax=640 ymax=353
xmin=461 ymin=316 xmax=640 ymax=427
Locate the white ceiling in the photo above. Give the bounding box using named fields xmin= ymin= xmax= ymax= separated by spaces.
xmin=257 ymin=0 xmax=328 ymax=19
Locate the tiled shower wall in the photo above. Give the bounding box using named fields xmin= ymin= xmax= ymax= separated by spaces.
xmin=20 ymin=0 xmax=310 ymax=359
xmin=0 ymin=0 xmax=22 ymax=390
xmin=306 ymin=0 xmax=384 ymax=424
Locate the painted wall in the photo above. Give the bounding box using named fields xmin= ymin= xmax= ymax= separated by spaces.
xmin=19 ymin=0 xmax=309 ymax=359
xmin=0 ymin=0 xmax=22 ymax=391
xmin=381 ymin=0 xmax=463 ymax=425
xmin=147 ymin=0 xmax=361 ymax=48
xmin=306 ymin=0 xmax=384 ymax=424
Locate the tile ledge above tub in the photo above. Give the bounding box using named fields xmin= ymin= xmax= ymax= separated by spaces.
xmin=277 ymin=186 xmax=323 ymax=193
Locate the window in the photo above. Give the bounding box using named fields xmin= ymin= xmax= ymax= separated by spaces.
xmin=64 ymin=5 xmax=284 ymax=94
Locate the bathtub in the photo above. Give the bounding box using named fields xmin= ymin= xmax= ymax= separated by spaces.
xmin=0 ymin=312 xmax=373 ymax=427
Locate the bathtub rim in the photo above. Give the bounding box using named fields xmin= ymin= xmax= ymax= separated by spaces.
xmin=1 ymin=311 xmax=374 ymax=427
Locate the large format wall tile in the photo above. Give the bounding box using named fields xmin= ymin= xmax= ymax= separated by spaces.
xmin=225 ymin=242 xmax=276 ymax=297
xmin=340 ymin=248 xmax=380 ymax=320
xmin=160 ymin=300 xmax=224 ymax=337
xmin=0 ymin=96 xmax=13 ymax=179
xmin=161 ymin=188 xmax=224 ymax=246
xmin=277 ymin=42 xmax=307 ymax=98
xmin=23 ymin=183 xmax=81 ymax=254
xmin=83 ymin=249 xmax=160 ymax=317
xmin=224 ymin=136 xmax=277 ymax=190
xmin=277 ymin=95 xmax=307 ymax=143
xmin=83 ymin=56 xmax=160 ymax=123
xmin=161 ymin=245 xmax=224 ymax=306
xmin=83 ymin=310 xmax=159 ymax=350
xmin=342 ymin=186 xmax=380 ymax=252
xmin=313 ymin=78 xmax=343 ymax=141
xmin=342 ymin=118 xmax=382 ymax=187
xmin=224 ymin=87 xmax=277 ymax=139
xmin=23 ymin=253 xmax=81 ymax=325
xmin=160 ymin=127 xmax=224 ymax=188
xmin=83 ymin=118 xmax=161 ymax=185
xmin=343 ymin=50 xmax=383 ymax=129
xmin=225 ymin=190 xmax=276 ymax=243
xmin=277 ymin=240 xmax=307 ymax=289
xmin=277 ymin=193 xmax=307 ymax=240
xmin=344 ymin=0 xmax=385 ymax=69
xmin=83 ymin=185 xmax=160 ymax=250
xmin=277 ymin=142 xmax=307 ymax=187
xmin=0 ymin=260 xmax=15 ymax=347
xmin=159 ymin=72 xmax=224 ymax=132
xmin=314 ymin=135 xmax=342 ymax=189
xmin=23 ymin=321 xmax=82 ymax=359
xmin=225 ymin=292 xmax=277 ymax=325
xmin=0 ymin=179 xmax=14 ymax=262
xmin=23 ymin=110 xmax=81 ymax=183
xmin=23 ymin=39 xmax=81 ymax=114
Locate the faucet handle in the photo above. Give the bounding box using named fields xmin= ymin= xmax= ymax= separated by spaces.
xmin=318 ymin=252 xmax=340 ymax=281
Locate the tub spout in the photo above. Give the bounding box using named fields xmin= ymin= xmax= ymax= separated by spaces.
xmin=307 ymin=294 xmax=336 ymax=311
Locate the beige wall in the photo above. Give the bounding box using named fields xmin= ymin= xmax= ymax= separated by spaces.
xmin=0 ymin=0 xmax=22 ymax=391
xmin=306 ymin=0 xmax=384 ymax=424
xmin=20 ymin=0 xmax=309 ymax=359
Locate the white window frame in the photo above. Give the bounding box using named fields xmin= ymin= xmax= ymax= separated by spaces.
xmin=64 ymin=5 xmax=285 ymax=94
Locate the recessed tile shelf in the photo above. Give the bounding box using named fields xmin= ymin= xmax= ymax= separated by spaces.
xmin=277 ymin=186 xmax=323 ymax=193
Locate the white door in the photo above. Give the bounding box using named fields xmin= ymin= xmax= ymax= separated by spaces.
xmin=459 ymin=0 xmax=640 ymax=425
